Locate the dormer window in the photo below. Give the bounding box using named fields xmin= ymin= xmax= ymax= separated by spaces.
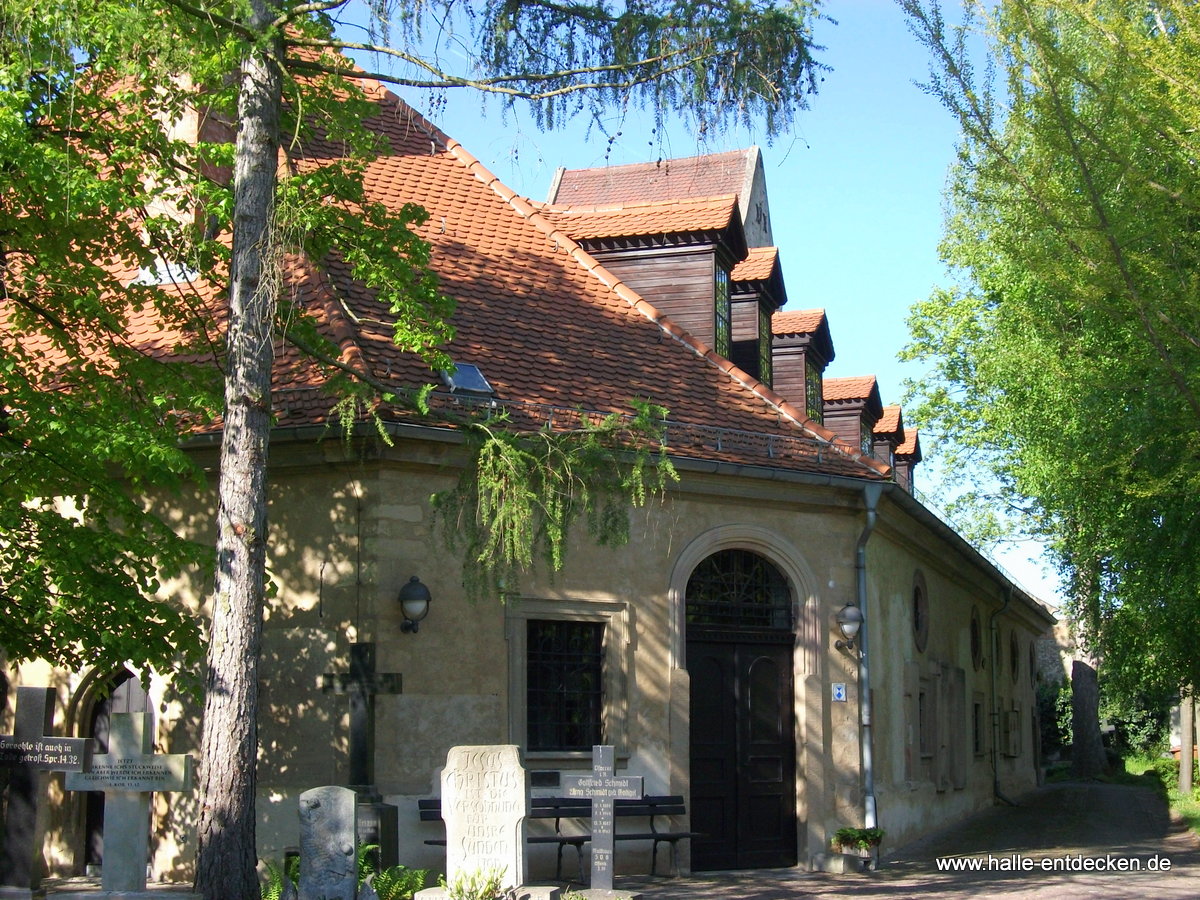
xmin=714 ymin=265 xmax=731 ymax=358
xmin=757 ymin=304 xmax=773 ymax=387
xmin=860 ymin=419 xmax=874 ymax=456
xmin=805 ymin=361 xmax=823 ymax=423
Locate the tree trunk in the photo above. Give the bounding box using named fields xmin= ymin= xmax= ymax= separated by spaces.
xmin=1180 ymin=689 xmax=1194 ymax=796
xmin=193 ymin=6 xmax=282 ymax=899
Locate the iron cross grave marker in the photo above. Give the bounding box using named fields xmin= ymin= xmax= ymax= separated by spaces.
xmin=0 ymin=686 xmax=93 ymax=894
xmin=562 ymin=746 xmax=643 ymax=892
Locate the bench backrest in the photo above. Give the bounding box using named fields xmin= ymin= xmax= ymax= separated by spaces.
xmin=418 ymin=794 xmax=686 ymax=822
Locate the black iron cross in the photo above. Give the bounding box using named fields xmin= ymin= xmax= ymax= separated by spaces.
xmin=321 ymin=642 xmax=401 ymax=795
xmin=0 ymin=686 xmax=93 ymax=890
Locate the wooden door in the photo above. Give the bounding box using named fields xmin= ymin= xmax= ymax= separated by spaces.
xmin=688 ymin=637 xmax=797 ymax=870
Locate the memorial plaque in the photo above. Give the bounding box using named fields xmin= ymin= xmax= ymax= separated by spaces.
xmin=562 ymin=746 xmax=643 ymax=893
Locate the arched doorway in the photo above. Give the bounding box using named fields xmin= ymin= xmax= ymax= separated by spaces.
xmin=686 ymin=548 xmax=797 ymax=870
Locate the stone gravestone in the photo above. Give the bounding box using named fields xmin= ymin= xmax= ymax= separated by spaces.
xmin=298 ymin=786 xmax=358 ymax=900
xmin=416 ymin=746 xmax=557 ymax=900
xmin=0 ymin=686 xmax=92 ymax=899
xmin=321 ymin=643 xmax=400 ymax=868
xmin=562 ymin=747 xmax=643 ymax=899
xmin=64 ymin=705 xmax=193 ymax=896
xmin=1071 ymin=660 xmax=1107 ymax=778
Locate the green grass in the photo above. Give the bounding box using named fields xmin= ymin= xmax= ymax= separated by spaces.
xmin=1123 ymin=754 xmax=1200 ymax=836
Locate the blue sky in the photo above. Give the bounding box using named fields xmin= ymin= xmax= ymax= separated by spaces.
xmin=351 ymin=2 xmax=1063 ymax=604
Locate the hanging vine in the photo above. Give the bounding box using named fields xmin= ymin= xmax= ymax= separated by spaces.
xmin=432 ymin=400 xmax=678 ymax=601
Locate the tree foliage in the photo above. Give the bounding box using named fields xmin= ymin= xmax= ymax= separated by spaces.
xmin=899 ymin=0 xmax=1200 ymax=695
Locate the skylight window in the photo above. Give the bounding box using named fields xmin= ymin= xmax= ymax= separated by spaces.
xmin=441 ymin=362 xmax=496 ymax=398
xmin=129 ymin=256 xmax=199 ymax=286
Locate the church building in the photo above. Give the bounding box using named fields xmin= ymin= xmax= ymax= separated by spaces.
xmin=5 ymin=78 xmax=1053 ymax=881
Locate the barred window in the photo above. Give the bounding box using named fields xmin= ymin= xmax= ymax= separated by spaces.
xmin=526 ymin=620 xmax=605 ymax=752
xmin=686 ymin=549 xmax=791 ymax=631
xmin=714 ymin=266 xmax=731 ymax=357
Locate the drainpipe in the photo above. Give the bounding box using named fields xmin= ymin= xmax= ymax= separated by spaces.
xmin=989 ymin=586 xmax=1018 ymax=806
xmin=856 ymin=483 xmax=883 ymax=829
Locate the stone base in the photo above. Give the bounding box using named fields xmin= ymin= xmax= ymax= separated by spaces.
xmin=416 ymin=886 xmax=560 ymax=900
xmin=0 ymin=887 xmax=42 ymax=900
xmin=44 ymin=880 xmax=201 ymax=900
xmin=815 ymin=850 xmax=877 ymax=874
xmin=570 ymin=890 xmax=642 ymax=900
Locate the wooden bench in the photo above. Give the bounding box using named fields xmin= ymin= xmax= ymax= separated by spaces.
xmin=417 ymin=794 xmax=698 ymax=881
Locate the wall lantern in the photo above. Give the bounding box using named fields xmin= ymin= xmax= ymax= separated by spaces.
xmin=398 ymin=576 xmax=432 ymax=633
xmin=835 ymin=603 xmax=864 ymax=652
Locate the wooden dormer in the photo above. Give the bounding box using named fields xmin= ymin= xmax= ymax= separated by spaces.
xmin=873 ymin=404 xmax=904 ymax=470
xmin=548 ymin=147 xmax=774 ymax=246
xmin=540 ymin=195 xmax=748 ymax=357
xmin=771 ymin=309 xmax=835 ymax=423
xmin=894 ymin=426 xmax=923 ymax=492
xmin=730 ymin=248 xmax=786 ymax=387
xmin=822 ymin=376 xmax=883 ymax=455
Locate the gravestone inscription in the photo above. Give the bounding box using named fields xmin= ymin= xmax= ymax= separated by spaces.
xmin=562 ymin=747 xmax=642 ymax=894
xmin=65 ymin=708 xmax=192 ymax=894
xmin=0 ymin=686 xmax=92 ymax=897
xmin=442 ymin=745 xmax=527 ymax=889
xmin=298 ymin=785 xmax=358 ymax=900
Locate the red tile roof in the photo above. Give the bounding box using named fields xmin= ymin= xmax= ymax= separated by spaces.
xmin=538 ymin=195 xmax=740 ymax=241
xmin=823 ymin=375 xmax=878 ymax=402
xmin=772 ymin=308 xmax=827 ymax=336
xmin=731 ymin=247 xmax=778 ymax=282
xmin=48 ymin=82 xmax=888 ymax=480
xmin=549 ymin=149 xmax=759 ymax=208
xmin=897 ymin=428 xmax=922 ymax=459
xmin=874 ymin=404 xmax=903 ymax=437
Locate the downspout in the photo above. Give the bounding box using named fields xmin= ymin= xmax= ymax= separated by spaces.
xmin=857 ymin=483 xmax=883 ymax=828
xmin=989 ymin=585 xmax=1018 ymax=806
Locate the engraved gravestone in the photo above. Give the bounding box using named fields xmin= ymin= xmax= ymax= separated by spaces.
xmin=443 ymin=745 xmax=527 ymax=888
xmin=562 ymin=747 xmax=642 ymax=896
xmin=65 ymin=707 xmax=192 ymax=894
xmin=298 ymin=786 xmax=358 ymax=900
xmin=0 ymin=686 xmax=92 ymax=897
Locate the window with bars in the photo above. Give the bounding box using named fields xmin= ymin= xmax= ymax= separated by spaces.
xmin=714 ymin=265 xmax=731 ymax=357
xmin=757 ymin=303 xmax=773 ymax=388
xmin=686 ymin=548 xmax=791 ymax=631
xmin=805 ymin=360 xmax=823 ymax=423
xmin=526 ymin=619 xmax=605 ymax=752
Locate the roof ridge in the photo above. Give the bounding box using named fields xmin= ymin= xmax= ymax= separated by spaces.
xmin=544 ymin=193 xmax=740 ymax=214
xmin=441 ymin=137 xmax=890 ymax=480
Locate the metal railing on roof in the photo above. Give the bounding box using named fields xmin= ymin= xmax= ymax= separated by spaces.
xmin=418 ymin=389 xmax=834 ymax=467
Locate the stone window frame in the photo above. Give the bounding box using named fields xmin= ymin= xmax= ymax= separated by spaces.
xmin=972 ymin=692 xmax=986 ymax=757
xmin=969 ymin=606 xmax=983 ymax=671
xmin=506 ymin=597 xmax=633 ymax=764
xmin=1009 ymin=630 xmax=1021 ymax=685
xmin=912 ymin=570 xmax=930 ymax=653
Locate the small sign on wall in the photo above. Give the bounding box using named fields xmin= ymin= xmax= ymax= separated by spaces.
xmin=832 ymin=683 xmax=847 ymax=703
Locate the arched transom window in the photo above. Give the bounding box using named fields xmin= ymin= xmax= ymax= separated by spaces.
xmin=685 ymin=549 xmax=792 ymax=631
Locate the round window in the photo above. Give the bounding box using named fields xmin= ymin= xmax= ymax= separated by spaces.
xmin=970 ymin=607 xmax=983 ymax=671
xmin=912 ymin=572 xmax=929 ymax=653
